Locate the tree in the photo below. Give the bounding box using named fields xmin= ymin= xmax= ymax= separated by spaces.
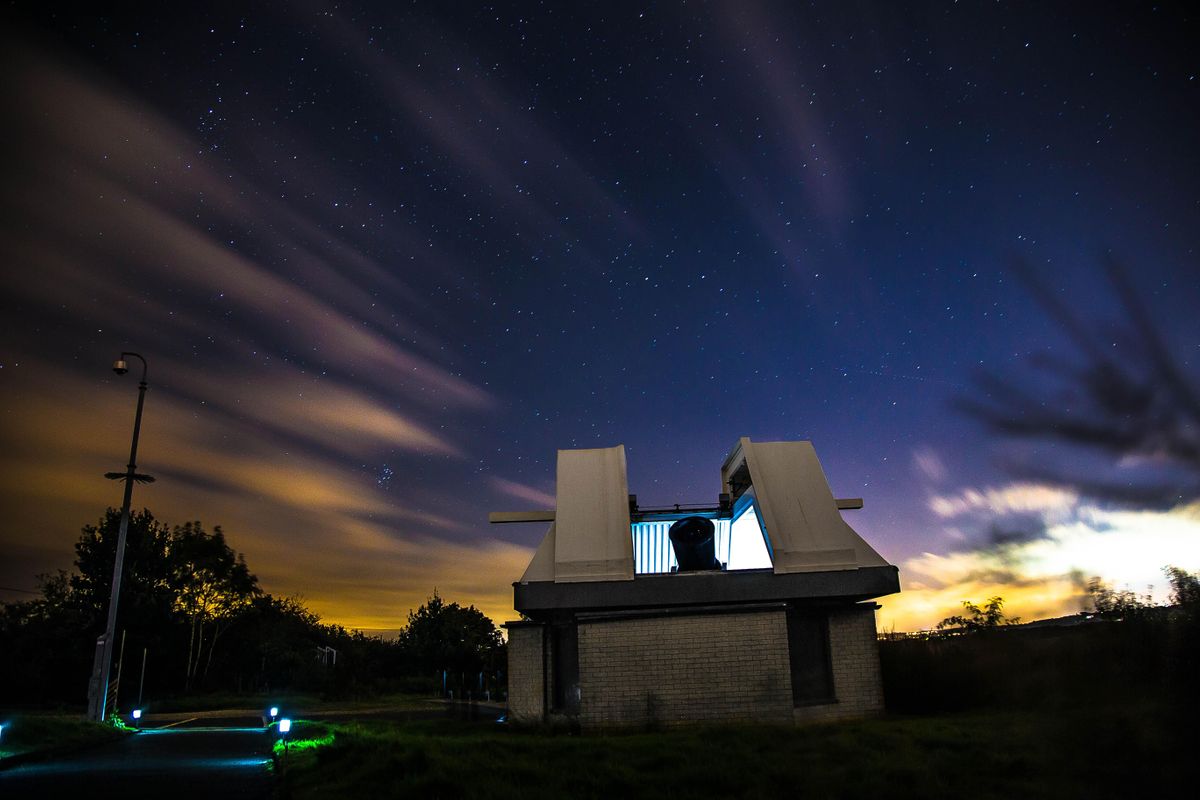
xmin=168 ymin=521 xmax=259 ymax=689
xmin=1165 ymin=566 xmax=1200 ymax=608
xmin=937 ymin=596 xmax=1020 ymax=632
xmin=1086 ymin=577 xmax=1152 ymax=621
xmin=397 ymin=591 xmax=503 ymax=691
xmin=0 ymin=510 xmax=180 ymax=706
xmin=222 ymin=594 xmax=327 ymax=693
xmin=4 ymin=509 xmax=262 ymax=699
xmin=958 ymin=258 xmax=1200 ymax=507
xmin=71 ymin=508 xmax=176 ymax=631
xmin=2 ymin=510 xmax=508 ymax=705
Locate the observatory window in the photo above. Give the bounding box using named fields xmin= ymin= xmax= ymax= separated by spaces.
xmin=725 ymin=500 xmax=772 ymax=570
xmin=786 ymin=609 xmax=835 ymax=706
xmin=630 ymin=499 xmax=772 ymax=574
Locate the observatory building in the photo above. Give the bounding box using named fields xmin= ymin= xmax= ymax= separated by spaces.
xmin=493 ymin=438 xmax=900 ymax=728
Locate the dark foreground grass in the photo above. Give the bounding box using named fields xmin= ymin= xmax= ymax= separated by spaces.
xmin=149 ymin=690 xmax=437 ymax=714
xmin=276 ymin=702 xmax=1184 ymax=799
xmin=0 ymin=713 xmax=129 ymax=762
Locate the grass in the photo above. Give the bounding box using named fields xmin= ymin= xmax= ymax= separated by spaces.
xmin=0 ymin=713 xmax=130 ymax=762
xmin=274 ymin=702 xmax=1185 ymax=799
xmin=148 ymin=691 xmax=323 ymax=713
xmin=148 ymin=690 xmax=439 ymax=714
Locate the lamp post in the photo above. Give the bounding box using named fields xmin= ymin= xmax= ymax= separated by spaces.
xmin=87 ymin=352 xmax=154 ymax=722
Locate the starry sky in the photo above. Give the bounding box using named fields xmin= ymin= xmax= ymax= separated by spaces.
xmin=2 ymin=2 xmax=1198 ymax=634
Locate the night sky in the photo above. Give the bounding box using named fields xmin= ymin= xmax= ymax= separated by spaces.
xmin=2 ymin=2 xmax=1198 ymax=634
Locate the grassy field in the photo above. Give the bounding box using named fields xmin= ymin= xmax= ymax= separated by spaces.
xmin=148 ymin=690 xmax=441 ymax=714
xmin=0 ymin=713 xmax=130 ymax=762
xmin=273 ymin=701 xmax=1184 ymax=799
xmin=270 ymin=619 xmax=1192 ymax=798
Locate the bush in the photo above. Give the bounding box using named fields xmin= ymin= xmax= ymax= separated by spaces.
xmin=880 ymin=620 xmax=1171 ymax=715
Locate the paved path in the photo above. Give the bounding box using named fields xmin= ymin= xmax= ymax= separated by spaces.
xmin=0 ymin=701 xmax=504 ymax=798
xmin=0 ymin=715 xmax=273 ymax=799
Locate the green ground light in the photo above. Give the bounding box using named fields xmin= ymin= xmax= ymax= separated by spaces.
xmin=273 ymin=720 xmax=335 ymax=757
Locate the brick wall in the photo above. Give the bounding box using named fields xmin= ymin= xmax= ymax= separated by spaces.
xmin=510 ymin=602 xmax=885 ymax=728
xmin=577 ymin=608 xmax=795 ymax=727
xmin=505 ymin=623 xmax=545 ymax=724
xmin=793 ymin=604 xmax=885 ymax=724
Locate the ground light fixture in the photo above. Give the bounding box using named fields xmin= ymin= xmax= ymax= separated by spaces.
xmin=277 ymin=718 xmax=293 ymax=764
xmin=270 ymin=706 xmax=279 ymax=720
xmin=131 ymin=709 xmax=142 ymax=728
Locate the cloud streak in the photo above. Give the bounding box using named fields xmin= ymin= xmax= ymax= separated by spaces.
xmin=0 ymin=41 xmax=522 ymax=628
xmin=488 ymin=477 xmax=557 ymax=508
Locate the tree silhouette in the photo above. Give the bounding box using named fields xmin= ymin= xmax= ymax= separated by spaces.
xmin=169 ymin=521 xmax=259 ymax=689
xmin=958 ymin=257 xmax=1200 ymax=507
xmin=1085 ymin=577 xmax=1153 ymax=621
xmin=937 ymin=596 xmax=1020 ymax=632
xmin=71 ymin=508 xmax=177 ymax=636
xmin=397 ymin=590 xmax=503 ymax=690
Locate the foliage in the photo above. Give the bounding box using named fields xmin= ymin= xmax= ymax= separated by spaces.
xmin=935 ymin=596 xmax=1020 ymax=632
xmin=1085 ymin=577 xmax=1153 ymax=620
xmin=395 ymin=591 xmax=505 ymax=695
xmin=1162 ymin=566 xmax=1200 ymax=704
xmin=0 ymin=509 xmax=506 ymax=709
xmin=168 ymin=521 xmax=259 ymax=689
xmin=882 ymin=619 xmax=1170 ymax=715
xmin=0 ymin=714 xmax=130 ymax=760
xmin=885 ymin=568 xmax=1199 ymax=716
xmin=958 ymin=259 xmax=1200 ymax=506
xmin=1086 ymin=567 xmax=1199 ymax=622
xmin=1165 ymin=565 xmax=1200 ymax=607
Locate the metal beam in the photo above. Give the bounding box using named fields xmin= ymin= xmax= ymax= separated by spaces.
xmin=492 ymin=500 xmax=860 ymax=522
xmin=489 ymin=510 xmax=556 ymax=524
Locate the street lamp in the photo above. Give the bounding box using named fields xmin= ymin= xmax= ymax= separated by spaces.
xmin=87 ymin=352 xmax=155 ymax=723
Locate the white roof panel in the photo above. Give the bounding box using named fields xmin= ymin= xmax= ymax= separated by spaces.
xmin=732 ymin=438 xmax=890 ymax=574
xmin=552 ymin=445 xmax=634 ymax=582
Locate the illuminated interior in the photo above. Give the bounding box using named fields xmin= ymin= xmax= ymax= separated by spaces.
xmin=631 ymin=497 xmax=772 ymax=574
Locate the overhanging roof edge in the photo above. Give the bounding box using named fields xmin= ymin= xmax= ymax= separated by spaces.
xmin=514 ymin=564 xmax=900 ymax=614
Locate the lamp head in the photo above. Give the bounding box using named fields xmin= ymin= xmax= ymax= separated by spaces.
xmin=112 ymin=359 xmax=129 ymax=375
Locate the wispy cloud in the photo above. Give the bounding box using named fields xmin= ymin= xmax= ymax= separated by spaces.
xmin=928 ymin=483 xmax=1079 ymax=519
xmin=0 ymin=42 xmax=521 ymax=626
xmin=488 ymin=477 xmax=556 ymax=509
xmin=912 ymin=446 xmax=948 ymax=483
